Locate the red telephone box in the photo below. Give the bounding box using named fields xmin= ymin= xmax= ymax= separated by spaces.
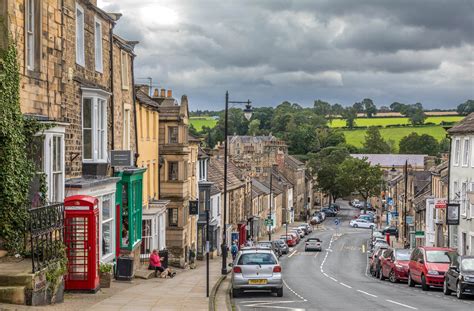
xmin=64 ymin=195 xmax=100 ymax=292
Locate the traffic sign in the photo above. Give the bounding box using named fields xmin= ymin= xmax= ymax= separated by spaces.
xmin=265 ymin=218 xmax=274 ymax=226
xmin=334 ymin=218 xmax=340 ymax=226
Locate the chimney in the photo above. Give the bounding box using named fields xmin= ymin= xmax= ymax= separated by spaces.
xmin=167 ymin=89 xmax=172 ymax=98
xmin=160 ymin=88 xmax=166 ymax=97
xmin=153 ymin=88 xmax=159 ymax=98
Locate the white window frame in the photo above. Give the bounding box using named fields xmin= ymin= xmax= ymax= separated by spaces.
xmin=94 ymin=17 xmax=103 ymax=73
xmin=123 ymin=108 xmax=131 ymax=150
xmin=82 ymin=88 xmax=110 ymax=163
xmin=76 ymin=3 xmax=85 ymax=66
xmin=454 ymin=138 xmax=461 ymax=166
xmin=37 ymin=126 xmax=65 ymax=203
xmin=99 ymin=193 xmax=115 ymax=263
xmin=121 ymin=51 xmax=129 ymax=89
xmin=25 ymin=0 xmax=35 ymax=71
xmin=461 ymin=182 xmax=467 ymax=217
xmin=462 ymin=138 xmax=470 ymax=167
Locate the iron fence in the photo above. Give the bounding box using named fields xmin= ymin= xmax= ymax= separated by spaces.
xmin=29 ymin=202 xmax=65 ymax=273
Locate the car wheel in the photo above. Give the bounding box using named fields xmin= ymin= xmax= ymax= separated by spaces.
xmin=421 ymin=275 xmax=429 ymax=291
xmin=456 ymin=282 xmax=464 ymax=299
xmin=276 ymin=287 xmax=283 ymax=297
xmin=232 ymin=288 xmax=240 ymax=298
xmin=408 ymin=272 xmax=415 ymax=287
xmin=443 ymin=279 xmax=452 ymax=295
xmin=304 ymin=248 xmax=308 ymax=252
xmin=370 ymin=225 xmax=375 ymax=229
xmin=354 ymin=224 xmax=358 ymax=228
xmin=379 ymin=268 xmax=385 ymax=281
xmin=389 ymin=270 xmax=397 ymax=283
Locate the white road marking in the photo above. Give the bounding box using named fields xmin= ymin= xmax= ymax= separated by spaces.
xmin=329 ymin=277 xmax=338 ymax=282
xmin=288 ymin=250 xmax=297 ymax=258
xmin=386 ymin=299 xmax=418 ymax=310
xmin=357 ymin=290 xmax=377 ymax=298
xmin=340 ymin=282 xmax=352 ymax=289
xmin=283 ymin=280 xmax=308 ymax=302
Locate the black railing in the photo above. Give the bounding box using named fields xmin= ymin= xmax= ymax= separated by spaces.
xmin=29 ymin=202 xmax=65 ymax=273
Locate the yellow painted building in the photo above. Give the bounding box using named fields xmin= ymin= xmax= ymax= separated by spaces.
xmin=135 ymin=86 xmax=168 ymax=255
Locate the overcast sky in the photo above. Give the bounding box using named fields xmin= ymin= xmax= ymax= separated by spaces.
xmin=98 ymin=0 xmax=474 ymax=111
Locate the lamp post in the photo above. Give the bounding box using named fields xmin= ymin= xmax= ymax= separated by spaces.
xmin=221 ymin=91 xmax=253 ymax=275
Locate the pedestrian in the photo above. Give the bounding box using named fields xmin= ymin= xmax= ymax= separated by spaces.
xmin=231 ymin=242 xmax=238 ymax=261
xmin=149 ymin=249 xmax=175 ymax=278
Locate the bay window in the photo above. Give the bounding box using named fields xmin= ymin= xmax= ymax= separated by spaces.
xmin=82 ymin=89 xmax=109 ymax=163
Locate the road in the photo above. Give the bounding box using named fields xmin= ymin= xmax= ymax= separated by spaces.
xmin=234 ymin=201 xmax=474 ymax=310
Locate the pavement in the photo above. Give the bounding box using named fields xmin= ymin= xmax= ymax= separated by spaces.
xmin=0 ymin=256 xmax=229 ymax=311
xmin=233 ymin=200 xmax=474 ymax=310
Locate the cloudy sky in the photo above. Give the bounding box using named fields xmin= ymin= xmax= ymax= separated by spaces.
xmin=98 ymin=0 xmax=474 ymax=111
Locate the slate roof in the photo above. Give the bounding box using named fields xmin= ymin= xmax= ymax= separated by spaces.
xmin=207 ymin=157 xmax=244 ymax=191
xmin=284 ymin=155 xmax=304 ymax=169
xmin=447 ymin=113 xmax=474 ymax=134
xmin=351 ymin=154 xmax=427 ymax=168
xmin=136 ymin=89 xmax=159 ymax=108
xmin=252 ymin=179 xmax=270 ymax=195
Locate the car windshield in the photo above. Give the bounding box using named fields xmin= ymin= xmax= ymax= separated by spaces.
xmin=426 ymin=250 xmax=455 ymax=263
xmin=395 ymin=250 xmax=411 ymax=260
xmin=238 ymin=253 xmax=277 ymax=265
xmin=307 ymin=238 xmax=320 ymax=242
xmin=461 ymin=258 xmax=474 ymax=271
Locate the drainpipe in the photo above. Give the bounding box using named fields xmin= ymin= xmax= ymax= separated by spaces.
xmin=131 ymin=55 xmax=139 ymax=166
xmin=446 ymin=134 xmax=452 ymax=247
xmin=109 ymin=23 xmax=115 ymax=154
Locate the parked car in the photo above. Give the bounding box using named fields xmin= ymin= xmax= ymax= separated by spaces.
xmin=381 ymin=226 xmax=399 ymax=238
xmin=311 ymin=215 xmax=322 ymax=225
xmin=351 ymin=199 xmax=361 ymax=208
xmin=444 ymin=255 xmax=474 ymax=299
xmin=358 ymin=214 xmax=374 ymax=223
xmin=305 ymin=237 xmax=322 ymax=252
xmin=280 ymin=234 xmax=297 ymax=247
xmin=300 ymin=223 xmax=313 ymax=234
xmin=292 ymin=228 xmax=305 ymax=238
xmin=408 ymin=246 xmax=458 ymax=291
xmin=350 ymin=218 xmax=375 ymax=229
xmin=369 ymin=247 xmax=389 ymax=277
xmin=231 ymin=248 xmax=283 ymax=297
xmin=288 ymin=230 xmax=302 ymax=243
xmin=321 ymin=207 xmax=337 ymax=217
xmin=380 ymin=248 xmax=412 ymax=282
xmin=274 ymin=239 xmax=289 ymax=255
xmin=257 ymin=241 xmax=282 ymax=257
xmin=329 ymin=203 xmax=340 ymax=211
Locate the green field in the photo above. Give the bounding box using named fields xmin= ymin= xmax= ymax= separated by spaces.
xmin=190 ymin=117 xmax=218 ymax=131
xmin=342 ymin=126 xmax=448 ymax=148
xmin=330 ymin=116 xmax=463 ymax=128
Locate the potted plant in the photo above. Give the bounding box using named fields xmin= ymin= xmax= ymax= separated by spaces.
xmin=99 ymin=262 xmax=114 ymax=288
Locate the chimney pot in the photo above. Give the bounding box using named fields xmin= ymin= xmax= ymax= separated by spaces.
xmin=153 ymin=88 xmax=159 ymax=97
xmin=160 ymin=88 xmax=166 ymax=97
xmin=167 ymin=90 xmax=172 ymax=98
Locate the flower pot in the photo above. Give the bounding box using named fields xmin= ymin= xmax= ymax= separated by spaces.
xmin=99 ymin=272 xmax=112 ymax=288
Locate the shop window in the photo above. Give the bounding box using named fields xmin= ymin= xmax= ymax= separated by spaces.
xmin=168 ymin=208 xmax=178 ymax=227
xmin=118 ymin=172 xmax=144 ymax=250
xmin=101 ymin=194 xmax=114 ymax=260
xmin=168 ymin=126 xmax=178 ymax=144
xmin=168 ymin=162 xmax=178 ymax=181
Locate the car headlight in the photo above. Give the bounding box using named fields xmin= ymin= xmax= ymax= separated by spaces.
xmin=464 ymin=276 xmax=474 ymax=282
xmin=427 ymin=270 xmax=439 ymax=275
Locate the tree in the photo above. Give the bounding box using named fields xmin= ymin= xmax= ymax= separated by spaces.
xmin=248 ymin=119 xmax=261 ymax=136
xmin=457 ymin=100 xmax=474 ymax=116
xmin=379 ymin=106 xmax=390 ymax=112
xmin=317 ymin=128 xmax=346 ymax=149
xmin=362 ymin=98 xmax=377 ymax=118
xmin=331 ymin=103 xmax=344 ymax=116
xmin=362 ymin=127 xmax=391 ymax=153
xmin=341 ymin=107 xmax=357 ymax=129
xmin=439 ymin=137 xmax=450 ymax=154
xmin=399 ymin=133 xmax=440 ymax=156
xmin=313 ymin=100 xmax=331 ymax=116
xmin=308 ymin=147 xmax=351 ymax=203
xmin=407 ymin=108 xmax=426 ymax=125
xmin=252 ymin=107 xmax=274 ymax=132
xmin=353 ymin=102 xmax=364 ymax=113
xmin=338 ymin=157 xmax=383 ymax=212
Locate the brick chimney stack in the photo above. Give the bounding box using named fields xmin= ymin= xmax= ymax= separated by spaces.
xmin=160 ymin=88 xmax=166 ymax=97
xmin=167 ymin=90 xmax=172 ymax=98
xmin=153 ymin=88 xmax=159 ymax=98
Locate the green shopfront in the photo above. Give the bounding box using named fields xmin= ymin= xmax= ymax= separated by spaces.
xmin=115 ymin=168 xmax=145 ymax=271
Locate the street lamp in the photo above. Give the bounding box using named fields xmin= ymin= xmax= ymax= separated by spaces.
xmin=222 ymin=91 xmax=253 ymax=275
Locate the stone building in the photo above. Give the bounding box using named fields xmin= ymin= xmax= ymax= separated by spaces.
xmin=425 ymin=161 xmax=449 ymax=247
xmin=151 ymin=88 xmax=197 ymax=267
xmin=280 ymin=155 xmax=306 ymax=221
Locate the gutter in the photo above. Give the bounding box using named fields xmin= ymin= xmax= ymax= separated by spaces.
xmin=131 ymin=54 xmax=139 ymax=166
xmin=110 ymin=22 xmax=115 ymax=153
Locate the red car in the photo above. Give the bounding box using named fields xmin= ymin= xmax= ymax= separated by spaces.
xmin=408 ymin=246 xmax=458 ymax=291
xmin=280 ymin=234 xmax=297 ymax=247
xmin=380 ymin=248 xmax=412 ymax=282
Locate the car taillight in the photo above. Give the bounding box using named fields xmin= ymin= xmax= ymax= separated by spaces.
xmin=273 ymin=266 xmax=282 ymax=273
xmin=233 ymin=266 xmax=242 ymax=273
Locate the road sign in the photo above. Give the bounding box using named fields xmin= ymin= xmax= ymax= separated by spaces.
xmin=265 ymin=218 xmax=274 ymax=226
xmin=406 ymin=216 xmax=414 ymax=224
xmin=415 ymin=231 xmax=425 ymax=237
xmin=334 ymin=218 xmax=340 ymax=226
xmin=387 ymin=198 xmax=393 ymax=206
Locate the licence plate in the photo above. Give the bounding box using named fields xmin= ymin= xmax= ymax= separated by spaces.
xmin=248 ymin=279 xmax=267 ymax=285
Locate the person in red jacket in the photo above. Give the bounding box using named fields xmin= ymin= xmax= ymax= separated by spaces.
xmin=148 ymin=250 xmax=175 ymax=278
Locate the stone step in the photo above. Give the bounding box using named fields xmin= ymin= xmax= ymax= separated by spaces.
xmin=0 ymin=274 xmax=34 ymax=288
xmin=0 ymin=286 xmax=26 ymax=305
xmin=134 ymin=269 xmax=155 ymax=279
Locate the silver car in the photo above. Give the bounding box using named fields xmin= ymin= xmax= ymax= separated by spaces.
xmin=305 ymin=237 xmax=322 ymax=251
xmin=231 ymin=248 xmax=283 ymax=297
